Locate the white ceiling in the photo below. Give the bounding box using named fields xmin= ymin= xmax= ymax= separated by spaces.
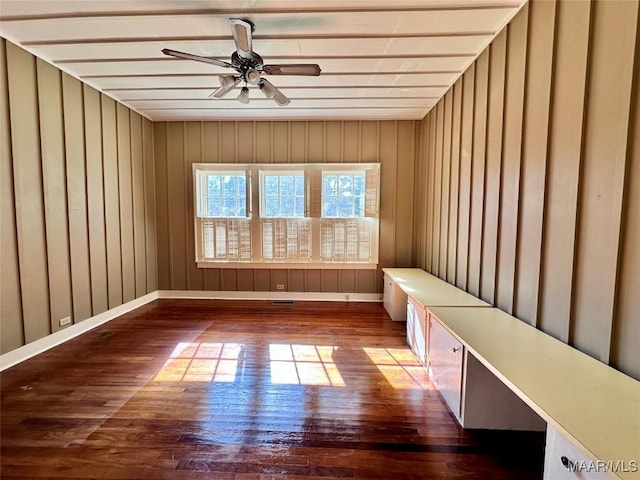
xmin=0 ymin=0 xmax=526 ymax=121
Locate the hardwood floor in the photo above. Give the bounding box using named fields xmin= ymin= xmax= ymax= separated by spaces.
xmin=1 ymin=300 xmax=544 ymax=479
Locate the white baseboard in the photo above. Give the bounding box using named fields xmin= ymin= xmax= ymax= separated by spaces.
xmin=0 ymin=290 xmax=382 ymax=371
xmin=0 ymin=292 xmax=158 ymax=372
xmin=156 ymin=290 xmax=383 ymax=303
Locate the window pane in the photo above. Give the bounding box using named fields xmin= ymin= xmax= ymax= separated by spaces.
xmin=354 ymin=175 xmax=365 ymax=196
xmin=262 ymin=172 xmax=305 ymax=218
xmin=208 ymin=176 xmax=221 ymax=195
xmin=222 ymin=176 xmax=236 ymax=195
xmin=295 ymin=175 xmax=305 ymax=195
xmin=265 ymin=197 xmax=278 ymax=217
xmin=321 ymin=172 xmax=365 ymax=218
xmin=295 ymin=197 xmax=305 ymax=216
xmin=203 ymin=173 xmax=247 ymax=218
xmin=280 ymin=175 xmax=294 ymax=194
xmin=280 ymin=196 xmax=294 ymax=216
xmin=265 ymin=175 xmax=278 ymax=195
xmin=338 ymin=197 xmax=354 ymax=217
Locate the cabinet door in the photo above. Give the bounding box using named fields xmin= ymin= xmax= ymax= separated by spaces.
xmin=429 ymin=317 xmax=464 ymax=421
xmin=543 ymin=425 xmax=610 ymax=479
xmin=383 ymin=275 xmax=407 ymax=321
xmin=407 ymin=297 xmax=427 ymax=365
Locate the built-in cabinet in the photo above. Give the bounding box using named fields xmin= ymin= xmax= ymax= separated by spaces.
xmin=544 ymin=425 xmax=610 ymax=480
xmin=383 ymin=274 xmax=408 ymax=321
xmin=428 ymin=314 xmax=546 ymax=430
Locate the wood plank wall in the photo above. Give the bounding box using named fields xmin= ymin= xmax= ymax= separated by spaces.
xmin=0 ymin=40 xmax=157 ymax=354
xmin=153 ymin=120 xmax=417 ymax=294
xmin=414 ymin=0 xmax=640 ymax=380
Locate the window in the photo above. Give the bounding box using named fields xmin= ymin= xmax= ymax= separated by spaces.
xmin=195 ymin=168 xmax=251 ymax=262
xmin=320 ymin=169 xmax=378 ymax=263
xmin=322 ymin=173 xmax=365 ymax=218
xmin=198 ymin=172 xmax=247 ymax=217
xmin=261 ymin=171 xmax=305 ymax=218
xmin=193 ymin=163 xmax=379 ymax=268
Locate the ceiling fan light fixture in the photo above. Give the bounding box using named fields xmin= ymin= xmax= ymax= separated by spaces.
xmin=259 ymin=79 xmax=275 ymax=99
xmin=245 ymin=68 xmax=261 ymax=85
xmin=237 ymin=86 xmax=250 ymax=104
xmin=219 ymin=75 xmax=237 ymax=89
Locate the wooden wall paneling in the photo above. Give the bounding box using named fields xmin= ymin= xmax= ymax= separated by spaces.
xmin=254 ymin=269 xmax=270 ymax=291
xmin=101 ymin=95 xmax=123 ymax=307
xmin=378 ymin=121 xmax=398 ymax=270
xmin=166 ymin=122 xmax=187 ymax=289
xmin=184 ymin=122 xmax=204 ymax=290
xmin=142 ymin=118 xmax=158 ymax=292
xmin=439 ymin=92 xmax=453 ymax=279
xmin=116 ymin=104 xmax=135 ymax=302
xmin=130 ymin=113 xmax=147 ymax=297
xmin=0 ymin=39 xmax=25 ymax=353
xmin=203 ymin=122 xmax=221 ymax=163
xmin=480 ymin=30 xmax=507 ymax=305
xmin=426 ymin=115 xmax=436 ymax=272
xmin=288 ymin=269 xmax=304 ymax=292
xmin=447 ymin=81 xmax=463 ymax=284
xmin=514 ymin=0 xmax=556 ymax=326
xmin=361 ymin=121 xmax=379 ymax=163
xmin=325 ymin=121 xmax=342 ymax=162
xmin=221 ymin=122 xmax=237 ymax=162
xmin=237 ymin=121 xmax=254 ymax=162
xmin=272 ymin=121 xmax=289 ymax=163
xmin=611 ymin=45 xmax=640 ymax=379
xmin=236 ymin=269 xmax=254 ymax=291
xmin=221 ymin=269 xmax=237 ymax=290
xmin=63 ymin=74 xmax=93 ymax=321
xmin=308 ymin=121 xmax=325 ymax=163
xmin=304 ymin=270 xmax=322 ymax=292
xmin=289 ymin=122 xmax=307 ymax=162
xmin=495 ymin=4 xmax=528 ymax=314
xmin=415 ymin=119 xmax=428 ymax=269
xmin=205 ymin=269 xmax=222 ymax=291
xmin=432 ymin=103 xmax=444 ymax=276
xmin=153 ymin=122 xmax=170 ymax=290
xmin=356 ymin=269 xmax=376 ymax=293
xmin=255 ymin=122 xmax=272 ymax=163
xmin=395 ymin=120 xmax=416 ymax=267
xmin=37 ymin=60 xmax=73 ymax=331
xmin=338 ymin=270 xmax=356 ymax=294
xmin=468 ymin=51 xmax=489 ymax=298
xmin=571 ymin=0 xmax=638 ymax=363
xmin=83 ymin=85 xmax=109 ymax=314
xmin=322 ymin=269 xmax=339 ymax=292
xmin=421 ymin=116 xmax=435 ymax=271
xmin=456 ymin=64 xmax=475 ymax=291
xmin=6 ymin=42 xmax=51 ymax=343
xmin=343 ymin=121 xmax=360 ymax=162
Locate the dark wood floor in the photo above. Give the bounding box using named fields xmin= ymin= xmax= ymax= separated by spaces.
xmin=1 ymin=300 xmax=545 ymax=479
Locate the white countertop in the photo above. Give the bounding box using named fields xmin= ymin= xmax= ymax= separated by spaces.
xmin=382 ymin=268 xmax=490 ymax=308
xmin=428 ymin=306 xmax=640 ymax=480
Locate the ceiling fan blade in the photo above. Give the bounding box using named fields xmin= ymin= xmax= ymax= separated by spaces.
xmin=229 ymin=18 xmax=254 ymax=60
xmin=161 ymin=48 xmax=233 ymax=69
xmin=262 ymin=64 xmax=321 ymax=76
xmin=209 ymin=75 xmax=241 ymax=98
xmin=259 ymin=78 xmax=290 ymax=106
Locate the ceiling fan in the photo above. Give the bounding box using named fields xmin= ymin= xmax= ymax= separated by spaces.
xmin=162 ymin=18 xmax=321 ymax=106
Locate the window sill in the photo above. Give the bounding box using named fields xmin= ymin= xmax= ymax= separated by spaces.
xmin=196 ymin=262 xmax=378 ymax=270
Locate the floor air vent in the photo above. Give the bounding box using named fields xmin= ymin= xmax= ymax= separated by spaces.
xmin=272 ymin=300 xmax=295 ymax=305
